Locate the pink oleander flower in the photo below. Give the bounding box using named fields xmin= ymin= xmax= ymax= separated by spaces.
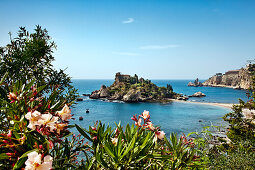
xmin=155 ymin=131 xmax=165 ymax=140
xmin=25 ymin=151 xmax=52 ymax=170
xmin=142 ymin=110 xmax=150 ymax=119
xmin=25 ymin=111 xmax=42 ymax=130
xmin=38 ymin=113 xmax=58 ymax=132
xmin=56 ymin=123 xmax=67 ymax=134
xmin=56 ymin=104 xmax=72 ymax=121
xmin=145 ymin=122 xmax=155 ymax=131
xmin=111 ymin=137 xmax=118 ymax=145
xmin=7 ymin=92 xmax=17 ymax=102
xmin=135 ymin=118 xmax=142 ymax=127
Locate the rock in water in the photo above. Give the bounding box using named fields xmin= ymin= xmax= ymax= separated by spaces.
xmin=188 ymin=82 xmax=194 ymax=86
xmin=76 ymin=98 xmax=83 ymax=101
xmin=99 ymin=85 xmax=110 ymax=98
xmin=90 ymin=90 xmax=100 ymax=99
xmin=187 ymin=78 xmax=203 ymax=87
xmin=190 ymin=92 xmax=206 ymax=97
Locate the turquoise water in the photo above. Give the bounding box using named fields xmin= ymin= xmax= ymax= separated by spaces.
xmin=70 ymin=79 xmax=247 ymax=135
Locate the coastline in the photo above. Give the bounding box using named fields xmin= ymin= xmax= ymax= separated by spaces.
xmin=169 ymin=99 xmax=234 ymax=110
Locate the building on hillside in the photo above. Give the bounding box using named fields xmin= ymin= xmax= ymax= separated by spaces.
xmin=225 ymin=70 xmax=240 ymax=75
xmin=115 ymin=72 xmax=131 ymax=83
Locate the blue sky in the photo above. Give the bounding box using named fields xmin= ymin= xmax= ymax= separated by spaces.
xmin=0 ymin=0 xmax=255 ymax=79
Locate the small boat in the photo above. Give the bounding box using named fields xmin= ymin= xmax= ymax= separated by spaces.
xmin=86 ymin=109 xmax=89 ymax=113
xmin=79 ymin=116 xmax=83 ymax=120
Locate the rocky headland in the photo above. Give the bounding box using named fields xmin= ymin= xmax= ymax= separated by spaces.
xmin=90 ymin=72 xmax=181 ymax=102
xmin=188 ymin=64 xmax=254 ymax=90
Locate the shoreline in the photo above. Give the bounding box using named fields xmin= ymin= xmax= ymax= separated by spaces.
xmin=169 ymin=99 xmax=234 ymax=109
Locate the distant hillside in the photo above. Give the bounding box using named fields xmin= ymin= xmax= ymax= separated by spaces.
xmin=202 ymin=64 xmax=254 ymax=90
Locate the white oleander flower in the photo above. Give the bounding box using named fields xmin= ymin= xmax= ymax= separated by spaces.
xmin=145 ymin=122 xmax=155 ymax=131
xmin=111 ymin=137 xmax=118 ymax=145
xmin=25 ymin=111 xmax=41 ymax=130
xmin=56 ymin=104 xmax=72 ymax=121
xmin=38 ymin=113 xmax=58 ymax=132
xmin=155 ymin=131 xmax=165 ymax=140
xmin=56 ymin=123 xmax=67 ymax=134
xmin=142 ymin=110 xmax=150 ymax=119
xmin=25 ymin=151 xmax=52 ymax=170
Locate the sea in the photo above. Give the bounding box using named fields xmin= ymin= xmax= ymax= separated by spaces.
xmin=70 ymin=79 xmax=248 ymax=136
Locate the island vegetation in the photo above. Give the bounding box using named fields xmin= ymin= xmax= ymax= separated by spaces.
xmin=90 ymin=72 xmax=179 ymax=102
xmin=0 ymin=26 xmax=254 ymax=169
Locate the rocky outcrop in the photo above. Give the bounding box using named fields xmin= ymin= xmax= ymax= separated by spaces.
xmin=177 ymin=96 xmax=189 ymax=101
xmin=90 ymin=85 xmax=110 ymax=99
xmin=90 ymin=72 xmax=179 ymax=103
xmin=188 ymin=78 xmax=203 ymax=87
xmin=90 ymin=90 xmax=100 ymax=99
xmin=99 ymin=85 xmax=110 ymax=98
xmin=189 ymin=92 xmax=206 ymax=97
xmin=203 ymin=65 xmax=253 ymax=90
xmin=122 ymin=89 xmax=141 ymax=102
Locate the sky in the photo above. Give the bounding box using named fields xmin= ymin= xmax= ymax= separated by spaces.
xmin=0 ymin=0 xmax=255 ymax=79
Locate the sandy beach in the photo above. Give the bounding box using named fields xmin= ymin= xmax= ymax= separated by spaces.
xmin=169 ymin=99 xmax=234 ymax=109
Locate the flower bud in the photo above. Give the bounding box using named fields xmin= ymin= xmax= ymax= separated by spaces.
xmin=7 ymin=130 xmax=12 ymax=137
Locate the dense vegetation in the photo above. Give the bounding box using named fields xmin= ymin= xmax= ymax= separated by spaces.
xmin=90 ymin=73 xmax=179 ymax=102
xmin=109 ymin=78 xmax=176 ymax=99
xmin=0 ymin=26 xmax=254 ymax=169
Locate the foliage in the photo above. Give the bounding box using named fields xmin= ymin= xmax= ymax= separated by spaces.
xmin=75 ymin=111 xmax=203 ymax=169
xmin=205 ymin=64 xmax=255 ymax=169
xmin=0 ymin=77 xmax=78 ymax=169
xmin=208 ymin=139 xmax=255 ymax=169
xmin=0 ymin=26 xmax=78 ymax=104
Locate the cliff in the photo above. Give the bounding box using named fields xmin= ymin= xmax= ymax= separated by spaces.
xmin=90 ymin=72 xmax=180 ymax=102
xmin=202 ymin=65 xmax=254 ymax=90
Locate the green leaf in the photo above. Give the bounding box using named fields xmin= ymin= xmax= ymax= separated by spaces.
xmin=13 ymin=157 xmax=27 ymax=170
xmin=75 ymin=124 xmax=92 ymax=142
xmin=0 ymin=153 xmax=9 ymax=160
xmin=120 ymin=131 xmax=137 ymax=160
xmin=88 ymin=157 xmax=95 ymax=170
xmin=24 ymin=80 xmax=35 ymax=91
xmin=19 ymin=149 xmax=39 ymax=159
xmin=0 ymin=72 xmax=8 ymax=85
xmin=37 ymin=85 xmax=46 ymax=93
xmin=50 ymin=100 xmax=60 ymax=109
xmin=104 ymin=142 xmax=116 ymax=159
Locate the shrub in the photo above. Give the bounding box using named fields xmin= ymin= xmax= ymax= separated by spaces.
xmin=0 ymin=79 xmax=80 ymax=169
xmin=75 ymin=110 xmax=204 ymax=169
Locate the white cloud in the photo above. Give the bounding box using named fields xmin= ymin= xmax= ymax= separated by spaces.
xmin=139 ymin=44 xmax=179 ymax=50
xmin=122 ymin=18 xmax=134 ymax=24
xmin=112 ymin=51 xmax=140 ymax=56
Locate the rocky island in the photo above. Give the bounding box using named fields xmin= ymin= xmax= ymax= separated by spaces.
xmin=90 ymin=72 xmax=181 ymax=102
